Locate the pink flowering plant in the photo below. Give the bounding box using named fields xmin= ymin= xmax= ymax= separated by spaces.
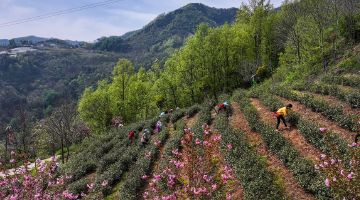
xmin=315 ymin=128 xmax=360 ymax=199
xmin=143 ymin=124 xmax=233 ymax=199
xmin=0 ymin=152 xmax=107 ymax=199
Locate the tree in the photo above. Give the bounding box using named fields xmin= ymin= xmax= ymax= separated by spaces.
xmin=302 ymin=0 xmax=331 ymax=68
xmin=45 ymin=100 xmax=77 ymax=163
xmin=278 ymin=0 xmax=304 ymax=64
xmin=12 ymin=106 xmax=34 ymax=156
xmin=9 ymin=39 xmax=16 ymax=46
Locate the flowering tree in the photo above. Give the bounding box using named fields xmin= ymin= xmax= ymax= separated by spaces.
xmin=315 ymin=127 xmax=360 ymax=199
xmin=0 ymin=152 xmax=106 ymax=199
xmin=143 ymin=124 xmax=233 ymax=199
xmin=111 ymin=116 xmax=123 ymax=128
xmin=73 ymin=122 xmax=92 ymax=142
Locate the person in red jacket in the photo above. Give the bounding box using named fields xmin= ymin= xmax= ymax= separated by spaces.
xmin=168 ymin=109 xmax=173 ymax=114
xmin=217 ymin=102 xmax=228 ymax=113
xmin=128 ymin=131 xmax=135 ymax=146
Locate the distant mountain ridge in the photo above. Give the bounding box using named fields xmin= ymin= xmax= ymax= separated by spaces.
xmin=0 ymin=35 xmax=83 ymax=46
xmin=93 ymin=3 xmax=239 ymax=69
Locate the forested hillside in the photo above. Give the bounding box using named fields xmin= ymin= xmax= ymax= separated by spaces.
xmin=92 ymin=3 xmax=239 ymax=69
xmin=1 ymin=0 xmax=360 ymax=199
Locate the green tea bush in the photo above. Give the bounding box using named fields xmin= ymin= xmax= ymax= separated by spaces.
xmin=186 ymin=103 xmax=201 ymax=117
xmin=170 ymin=109 xmax=186 ymax=123
xmin=215 ymin=97 xmax=286 ymax=199
xmin=164 ymin=120 xmax=186 ymax=158
xmin=117 ymin=124 xmax=170 ymax=199
xmin=321 ymin=74 xmax=360 ymax=88
xmin=271 ymin=85 xmax=359 ymax=132
xmin=232 ymin=89 xmax=334 ymax=199
xmin=66 ymin=177 xmax=91 ymax=195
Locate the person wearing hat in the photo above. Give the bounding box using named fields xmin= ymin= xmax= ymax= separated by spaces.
xmin=275 ymin=104 xmax=292 ymax=131
xmin=141 ymin=129 xmax=149 ymax=148
xmin=168 ymin=109 xmax=173 ymax=114
xmin=217 ymin=102 xmax=228 ymax=113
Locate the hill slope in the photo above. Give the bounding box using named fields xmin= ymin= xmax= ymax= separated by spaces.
xmin=94 ymin=3 xmax=238 ymax=69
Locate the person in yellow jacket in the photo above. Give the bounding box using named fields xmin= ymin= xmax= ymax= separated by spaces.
xmin=276 ymin=104 xmax=292 ymax=131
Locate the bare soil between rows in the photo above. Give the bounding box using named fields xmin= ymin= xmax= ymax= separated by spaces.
xmin=230 ymin=102 xmax=315 ymax=200
xmin=251 ymin=98 xmax=322 ymax=161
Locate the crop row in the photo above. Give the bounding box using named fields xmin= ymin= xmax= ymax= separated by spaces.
xmin=250 ymin=87 xmax=350 ymax=164
xmin=215 ymin=94 xmax=287 ymax=199
xmin=269 ymin=85 xmax=359 ymax=132
xmin=63 ymin=117 xmax=159 ymax=194
xmin=321 ymin=74 xmax=360 ymax=88
xmin=163 ymin=120 xmax=187 ymax=159
xmin=292 ymin=80 xmax=360 ymax=109
xmin=233 ymin=89 xmax=333 ymax=199
xmin=116 ymin=118 xmax=171 ymax=199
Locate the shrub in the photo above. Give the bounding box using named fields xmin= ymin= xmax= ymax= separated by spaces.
xmin=185 ymin=104 xmax=201 ymax=118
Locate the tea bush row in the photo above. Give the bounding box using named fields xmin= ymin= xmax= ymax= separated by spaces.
xmin=170 ymin=109 xmax=186 ymax=123
xmin=186 ymin=103 xmax=201 ymax=118
xmin=215 ymin=95 xmax=286 ymax=199
xmin=251 ymin=88 xmax=350 ymax=163
xmin=116 ymin=123 xmax=170 ymax=199
xmin=232 ymin=89 xmax=334 ymax=199
xmin=293 ymin=81 xmax=360 ymax=109
xmin=321 ymin=74 xmax=360 ymax=88
xmin=270 ymin=85 xmax=359 ymax=132
xmin=60 ymin=117 xmax=157 ymax=184
xmin=163 ymin=120 xmax=187 ymax=159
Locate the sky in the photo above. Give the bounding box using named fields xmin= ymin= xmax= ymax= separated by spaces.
xmin=0 ymin=0 xmax=283 ymax=42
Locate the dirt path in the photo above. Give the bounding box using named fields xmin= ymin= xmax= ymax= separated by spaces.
xmin=0 ymin=155 xmax=60 ymax=177
xmin=230 ymin=102 xmax=315 ymax=200
xmin=278 ymin=93 xmax=355 ymax=142
xmin=251 ymin=98 xmax=322 ymax=161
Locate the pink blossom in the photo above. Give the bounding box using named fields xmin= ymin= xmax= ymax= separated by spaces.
xmin=331 ymin=159 xmax=335 ymax=165
xmin=10 ymin=159 xmax=15 ymax=163
xmin=142 ymin=175 xmax=147 ymax=179
xmin=87 ymin=183 xmax=93 ymax=189
xmin=51 ymin=156 xmax=57 ymax=162
xmin=146 ymin=152 xmax=151 ymax=157
xmin=66 ymin=176 xmax=71 ymax=180
xmin=315 ymin=157 xmax=319 ymax=161
xmin=324 ymin=161 xmax=328 ymax=166
xmin=333 ymin=177 xmax=336 ymax=182
xmin=81 ymin=193 xmax=86 ymax=197
xmin=153 ymin=188 xmax=157 ymax=193
xmin=341 ymin=170 xmax=344 ymax=176
xmin=212 ymin=184 xmax=217 ymax=190
xmin=102 ymin=180 xmax=108 ymax=186
xmin=10 ymin=151 xmax=15 ymax=155
xmin=196 ymin=138 xmax=201 ymax=144
xmin=325 ymin=178 xmax=330 ymax=187
xmin=347 ymin=173 xmax=352 ymax=179
xmin=319 ymin=164 xmax=324 ymax=168
xmin=321 ymin=154 xmax=326 ymax=160
xmin=319 ymin=127 xmax=326 ymax=132
xmin=226 ymin=194 xmax=232 ymax=199
xmin=227 ymin=144 xmax=232 ymax=149
xmin=36 ymin=158 xmax=41 ymax=163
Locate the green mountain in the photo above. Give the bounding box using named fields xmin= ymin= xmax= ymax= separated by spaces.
xmin=0 ymin=35 xmax=83 ymax=46
xmin=93 ymin=3 xmax=238 ymax=69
